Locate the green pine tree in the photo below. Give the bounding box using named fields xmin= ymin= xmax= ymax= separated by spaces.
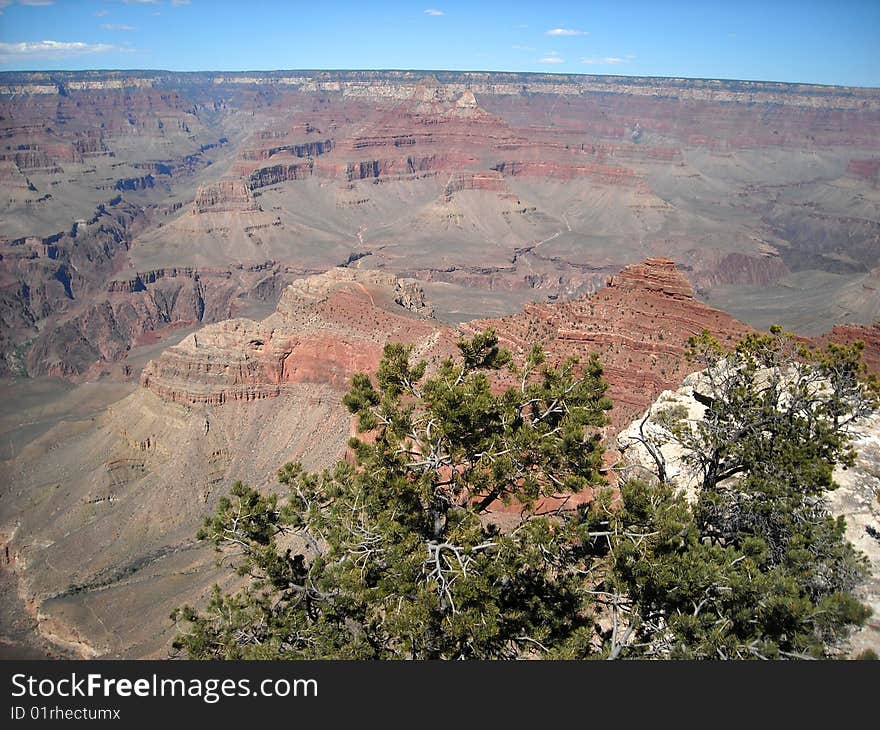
xmin=172 ymin=329 xmax=613 ymax=659
xmin=172 ymin=327 xmax=876 ymax=660
xmin=603 ymin=328 xmax=876 ymax=658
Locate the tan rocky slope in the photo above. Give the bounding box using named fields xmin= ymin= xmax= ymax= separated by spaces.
xmin=0 ymin=269 xmax=455 ymax=658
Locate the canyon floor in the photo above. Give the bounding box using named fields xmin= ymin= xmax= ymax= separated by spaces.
xmin=1 ymin=70 xmax=879 ymax=657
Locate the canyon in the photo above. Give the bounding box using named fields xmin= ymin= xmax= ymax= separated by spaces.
xmin=0 ymin=70 xmax=878 ymax=657
xmin=2 ymin=70 xmax=879 ymax=378
xmin=2 ymin=259 xmax=878 ymax=658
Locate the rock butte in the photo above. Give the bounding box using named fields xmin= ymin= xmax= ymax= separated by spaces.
xmin=466 ymin=257 xmax=755 ymax=428
xmin=141 ymin=268 xmax=456 ymax=405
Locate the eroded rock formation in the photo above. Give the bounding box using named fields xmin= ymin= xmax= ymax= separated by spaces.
xmin=2 ymin=70 xmax=880 ymax=377
xmin=192 ymin=179 xmax=259 ymax=214
xmin=141 ymin=268 xmax=454 ymax=405
xmin=2 ymin=255 xmax=877 ymax=658
xmin=467 ymin=258 xmax=754 ymax=427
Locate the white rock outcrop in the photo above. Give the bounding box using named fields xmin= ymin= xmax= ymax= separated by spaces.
xmin=617 ymin=370 xmax=880 ymax=655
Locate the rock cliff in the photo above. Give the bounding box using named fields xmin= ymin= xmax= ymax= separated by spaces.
xmin=141 ymin=268 xmax=454 ymax=405
xmin=3 ymin=69 xmax=879 ymax=378
xmin=192 ymin=179 xmax=259 ymax=214
xmin=468 ymin=258 xmax=754 ymax=428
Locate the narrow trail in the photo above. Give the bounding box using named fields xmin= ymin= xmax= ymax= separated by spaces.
xmin=352 ymin=281 xmax=376 ymax=307
xmin=532 ymin=230 xmax=562 ymax=249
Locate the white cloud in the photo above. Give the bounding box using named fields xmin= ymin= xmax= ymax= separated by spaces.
xmin=512 ymin=45 xmax=535 ymax=51
xmin=538 ymin=56 xmax=565 ymax=64
xmin=546 ymin=28 xmax=587 ymax=36
xmin=102 ymin=23 xmax=137 ymax=30
xmin=172 ymin=0 xmax=191 ymax=5
xmin=581 ymin=56 xmax=631 ymax=66
xmin=0 ymin=40 xmax=124 ymax=62
xmin=1 ymin=0 xmax=55 ymax=11
xmin=95 ymin=9 xmax=110 ymax=16
xmin=424 ymin=8 xmax=443 ymax=15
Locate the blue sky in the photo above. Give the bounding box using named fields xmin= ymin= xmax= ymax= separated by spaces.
xmin=0 ymin=1 xmax=878 ymax=87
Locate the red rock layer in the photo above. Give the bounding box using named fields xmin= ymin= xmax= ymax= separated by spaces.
xmin=0 ymin=88 xmax=207 ymax=175
xmin=847 ymin=159 xmax=880 ymax=184
xmin=818 ymin=322 xmax=880 ymax=377
xmin=442 ymin=171 xmax=511 ymax=200
xmin=226 ymin=85 xmax=646 ymax=193
xmin=141 ymin=269 xmax=457 ymax=405
xmin=141 ymin=259 xmax=775 ymax=430
xmin=491 ymin=159 xmax=642 ymax=186
xmin=465 ymin=258 xmax=754 ymax=429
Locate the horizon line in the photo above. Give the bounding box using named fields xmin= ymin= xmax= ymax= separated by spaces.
xmin=0 ymin=67 xmax=878 ymax=92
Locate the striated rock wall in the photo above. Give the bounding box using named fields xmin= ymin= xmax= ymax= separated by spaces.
xmin=492 ymin=159 xmax=642 ymax=186
xmin=28 ymin=274 xmax=239 ymax=379
xmin=141 ymin=268 xmax=455 ymax=406
xmin=442 ymin=171 xmax=510 ymax=201
xmin=105 ymin=261 xmax=277 ymax=294
xmin=3 ymin=68 xmax=878 ymax=382
xmin=239 ymin=139 xmax=333 ymax=161
xmin=466 ymin=258 xmax=754 ymax=429
xmin=847 ymin=158 xmax=880 ymax=184
xmin=0 ymin=200 xmax=147 ymax=376
xmin=246 ymin=161 xmax=312 ymax=189
xmin=4 ymin=70 xmax=879 ymax=112
xmin=605 ymin=257 xmax=695 ymax=298
xmin=192 ymin=179 xmax=259 ymax=214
